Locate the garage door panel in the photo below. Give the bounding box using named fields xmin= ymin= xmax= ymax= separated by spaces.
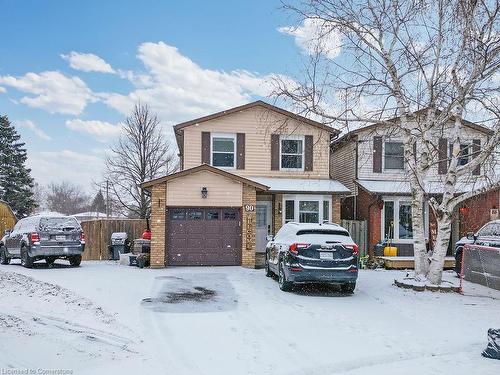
xmin=166 ymin=207 xmax=241 ymax=266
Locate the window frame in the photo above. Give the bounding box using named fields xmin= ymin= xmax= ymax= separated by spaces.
xmin=448 ymin=142 xmax=470 ymax=167
xmin=383 ymin=140 xmax=405 ymax=171
xmin=210 ymin=132 xmax=236 ymax=169
xmin=381 ymin=197 xmax=429 ymax=243
xmin=280 ymin=135 xmax=305 ymax=171
xmin=282 ymin=194 xmax=332 ymax=225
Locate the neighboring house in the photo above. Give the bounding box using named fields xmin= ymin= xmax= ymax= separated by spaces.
xmin=0 ymin=200 xmax=17 ymax=236
xmin=330 ymin=115 xmax=496 ymax=256
xmin=141 ymin=101 xmax=350 ymax=268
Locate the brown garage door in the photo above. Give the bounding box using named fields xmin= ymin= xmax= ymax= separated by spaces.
xmin=166 ymin=207 xmax=241 ymax=266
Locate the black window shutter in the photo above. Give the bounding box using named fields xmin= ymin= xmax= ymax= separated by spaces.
xmin=373 ymin=136 xmax=382 ymax=173
xmin=201 ymin=132 xmax=211 ymax=164
xmin=236 ymin=133 xmax=245 ymax=170
xmin=438 ymin=138 xmax=448 ymax=174
xmin=271 ymin=134 xmax=280 ymax=170
xmin=472 ymin=139 xmax=481 ymax=175
xmin=304 ymin=135 xmax=313 ymax=171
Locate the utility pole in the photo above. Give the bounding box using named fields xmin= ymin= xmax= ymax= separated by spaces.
xmin=106 ymin=180 xmax=110 ymax=219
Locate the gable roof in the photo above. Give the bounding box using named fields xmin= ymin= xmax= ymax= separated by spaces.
xmin=331 ymin=108 xmax=494 ymax=150
xmin=173 ymin=100 xmax=339 ymax=134
xmin=140 ymin=164 xmax=269 ymax=191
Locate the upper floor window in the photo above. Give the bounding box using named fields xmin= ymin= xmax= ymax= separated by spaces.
xmin=211 ymin=133 xmax=236 ymax=168
xmin=449 ymin=143 xmax=469 ymax=166
xmin=384 ymin=141 xmax=404 ymax=170
xmin=280 ymin=135 xmax=304 ymax=170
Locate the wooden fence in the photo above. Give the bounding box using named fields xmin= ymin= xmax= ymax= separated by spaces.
xmin=80 ymin=219 xmax=147 ymax=260
xmin=341 ymin=219 xmax=368 ymax=257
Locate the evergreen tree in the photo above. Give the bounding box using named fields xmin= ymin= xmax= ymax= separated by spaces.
xmin=90 ymin=190 xmax=106 ymax=213
xmin=0 ymin=115 xmax=36 ymax=217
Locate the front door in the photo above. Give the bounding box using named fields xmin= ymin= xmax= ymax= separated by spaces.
xmin=256 ymin=201 xmax=272 ymax=252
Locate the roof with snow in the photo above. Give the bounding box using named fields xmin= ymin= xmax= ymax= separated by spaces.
xmin=356 ymin=179 xmax=491 ymax=195
xmin=248 ymin=177 xmax=350 ymax=194
xmin=72 ymin=212 xmax=107 ymax=218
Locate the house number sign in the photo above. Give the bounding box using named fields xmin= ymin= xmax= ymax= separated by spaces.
xmin=244 ymin=204 xmax=255 ymax=212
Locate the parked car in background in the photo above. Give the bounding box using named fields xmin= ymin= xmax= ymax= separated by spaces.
xmin=454 ymin=220 xmax=500 ymax=275
xmin=0 ymin=214 xmax=85 ymax=268
xmin=265 ymin=222 xmax=359 ymax=292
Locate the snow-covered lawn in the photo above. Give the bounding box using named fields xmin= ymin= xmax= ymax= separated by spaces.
xmin=1 ymin=261 xmax=499 ymax=375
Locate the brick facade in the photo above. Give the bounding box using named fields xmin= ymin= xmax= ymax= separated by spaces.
xmin=459 ymin=188 xmax=500 ymax=235
xmin=355 ymin=188 xmax=382 ymax=256
xmin=241 ymin=184 xmax=257 ymax=268
xmin=150 ymin=183 xmax=167 ymax=268
xmin=332 ymin=195 xmax=341 ymax=224
xmin=273 ymin=194 xmax=283 ymax=234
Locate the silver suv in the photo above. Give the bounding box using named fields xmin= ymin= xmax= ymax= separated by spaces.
xmin=265 ymin=222 xmax=359 ymax=292
xmin=0 ymin=214 xmax=86 ymax=268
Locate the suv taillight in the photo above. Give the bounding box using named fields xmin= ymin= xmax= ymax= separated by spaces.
xmin=344 ymin=244 xmax=359 ymax=256
xmin=289 ymin=243 xmax=310 ymax=254
xmin=80 ymin=232 xmax=85 ymax=242
xmin=30 ymin=232 xmax=40 ymax=243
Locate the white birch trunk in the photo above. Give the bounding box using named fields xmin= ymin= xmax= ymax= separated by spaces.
xmin=427 ymin=210 xmax=453 ymax=285
xmin=411 ymin=189 xmax=429 ymax=278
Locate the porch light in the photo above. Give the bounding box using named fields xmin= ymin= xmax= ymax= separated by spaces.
xmin=201 ymin=187 xmax=208 ymax=199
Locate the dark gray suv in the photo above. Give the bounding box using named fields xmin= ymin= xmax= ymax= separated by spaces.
xmin=0 ymin=215 xmax=85 ymax=268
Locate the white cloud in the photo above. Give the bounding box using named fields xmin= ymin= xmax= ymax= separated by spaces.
xmin=28 ymin=149 xmax=104 ymax=191
xmin=0 ymin=87 xmax=6 ymax=93
xmin=278 ymin=19 xmax=342 ymax=59
xmin=16 ymin=119 xmax=52 ymax=141
xmin=65 ymin=119 xmax=122 ymax=141
xmin=99 ymin=41 xmax=279 ymax=122
xmin=61 ymin=52 xmax=115 ymax=74
xmin=0 ymin=71 xmax=96 ymax=115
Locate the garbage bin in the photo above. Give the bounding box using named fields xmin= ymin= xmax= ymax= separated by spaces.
xmin=109 ymin=232 xmax=130 ymax=260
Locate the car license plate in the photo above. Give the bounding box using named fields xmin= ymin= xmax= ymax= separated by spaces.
xmin=319 ymin=252 xmax=334 ymax=260
xmin=55 ymin=235 xmax=66 ymax=241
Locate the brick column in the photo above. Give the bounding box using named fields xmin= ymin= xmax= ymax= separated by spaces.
xmin=332 ymin=195 xmax=341 ymax=224
xmin=150 ymin=183 xmax=167 ymax=268
xmin=273 ymin=193 xmax=283 ymax=234
xmin=241 ymin=184 xmax=256 ymax=268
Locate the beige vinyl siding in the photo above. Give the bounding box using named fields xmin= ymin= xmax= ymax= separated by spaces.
xmin=330 ymin=141 xmax=356 ymax=192
xmin=166 ymin=170 xmax=242 ymax=207
xmin=356 ymin=123 xmax=490 ymax=183
xmin=182 ymin=107 xmax=331 ymax=179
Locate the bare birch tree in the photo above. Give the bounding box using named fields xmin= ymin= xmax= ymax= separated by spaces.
xmin=105 ymin=102 xmax=177 ymax=218
xmin=275 ymin=0 xmax=500 ymax=284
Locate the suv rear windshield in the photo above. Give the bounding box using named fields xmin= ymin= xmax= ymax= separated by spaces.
xmin=296 ymin=229 xmax=349 ymax=237
xmin=38 ymin=217 xmax=80 ymax=231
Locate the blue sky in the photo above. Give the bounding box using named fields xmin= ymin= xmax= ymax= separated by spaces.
xmin=0 ymin=0 xmax=315 ymax=190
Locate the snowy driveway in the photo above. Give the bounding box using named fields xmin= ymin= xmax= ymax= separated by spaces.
xmin=0 ymin=261 xmax=499 ymax=375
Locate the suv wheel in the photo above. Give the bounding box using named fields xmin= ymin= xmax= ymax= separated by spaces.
xmin=69 ymin=255 xmax=82 ymax=267
xmin=265 ymin=252 xmax=273 ymax=277
xmin=278 ymin=260 xmax=293 ymax=292
xmin=341 ymin=282 xmax=356 ymax=294
xmin=0 ymin=246 xmax=10 ymax=265
xmin=21 ymin=246 xmax=34 ymax=268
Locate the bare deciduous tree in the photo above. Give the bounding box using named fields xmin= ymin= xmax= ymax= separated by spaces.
xmin=105 ymin=102 xmax=177 ymax=218
xmin=46 ymin=181 xmax=90 ymax=215
xmin=275 ymin=0 xmax=500 ymax=284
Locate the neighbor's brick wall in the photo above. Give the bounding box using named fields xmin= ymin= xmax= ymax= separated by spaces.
xmin=150 ymin=183 xmax=167 ymax=268
xmin=241 ymin=184 xmax=257 ymax=268
xmin=356 ymin=188 xmax=381 ymax=256
xmin=459 ymin=189 xmax=500 ymax=236
xmin=273 ymin=194 xmax=283 ymax=235
xmin=332 ymin=195 xmax=341 ymax=224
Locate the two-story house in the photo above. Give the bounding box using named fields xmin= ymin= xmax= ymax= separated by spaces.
xmin=330 ymin=115 xmax=495 ymax=257
xmin=141 ymin=101 xmax=350 ymax=268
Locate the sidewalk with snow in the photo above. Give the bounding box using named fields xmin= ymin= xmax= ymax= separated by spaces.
xmin=0 ymin=261 xmax=499 ymax=375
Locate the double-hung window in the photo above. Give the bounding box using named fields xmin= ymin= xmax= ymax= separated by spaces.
xmin=384 ymin=141 xmax=404 ymax=170
xmin=449 ymin=143 xmax=470 ymax=166
xmin=211 ymin=133 xmax=236 ymax=168
xmin=280 ymin=135 xmax=304 ymax=170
